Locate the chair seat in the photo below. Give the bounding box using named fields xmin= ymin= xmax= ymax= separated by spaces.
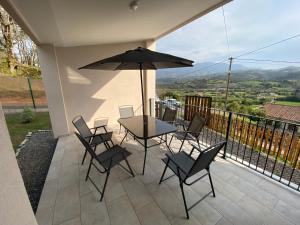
xmin=90 ymin=132 xmax=113 ymax=146
xmin=173 ymin=131 xmax=194 ymax=141
xmin=96 ymin=145 xmax=131 ymax=169
xmin=162 ymin=151 xmax=195 ymax=180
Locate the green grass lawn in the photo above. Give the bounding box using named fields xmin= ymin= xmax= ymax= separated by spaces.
xmin=274 ymin=101 xmax=300 ymax=106
xmin=5 ymin=112 xmax=52 ymax=150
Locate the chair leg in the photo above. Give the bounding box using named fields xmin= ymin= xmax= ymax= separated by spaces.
xmin=100 ymin=170 xmax=110 ymax=202
xmin=179 ymin=179 xmax=189 ymax=219
xmin=125 ymin=129 xmax=129 ymax=141
xmin=197 ymin=139 xmax=201 ymax=150
xmin=81 ymin=149 xmax=88 ymax=165
xmin=159 ymin=163 xmax=168 ymax=184
xmin=179 ymin=139 xmax=185 ymax=152
xmin=110 ymin=139 xmax=115 ymax=146
xmin=168 ymin=135 xmax=174 ymax=147
xmin=124 ymin=158 xmax=135 ymax=177
xmin=208 ymin=170 xmax=216 ymax=197
xmin=86 ymin=159 xmax=93 ymax=181
xmin=104 ymin=141 xmax=110 ymax=150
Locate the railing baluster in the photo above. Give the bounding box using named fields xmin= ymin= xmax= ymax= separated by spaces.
xmin=214 ymin=109 xmax=221 ymax=144
xmin=288 ymin=134 xmax=300 ymax=186
xmin=236 ymin=115 xmax=245 ymax=161
xmin=279 ymin=126 xmax=297 ymax=182
xmin=249 ymin=118 xmax=260 ymax=167
xmin=224 ymin=111 xmax=232 ymax=159
xmin=271 ymin=123 xmax=287 ymax=178
xmin=256 ymin=119 xmax=268 ymax=170
xmin=263 ymin=121 xmax=277 ymax=175
xmin=209 ymin=108 xmax=216 ymax=145
xmin=242 ymin=116 xmax=252 ymax=164
xmin=230 ymin=113 xmax=239 ymax=157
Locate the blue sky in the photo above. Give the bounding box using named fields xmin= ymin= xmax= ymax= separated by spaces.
xmin=157 ymin=0 xmax=300 ymax=69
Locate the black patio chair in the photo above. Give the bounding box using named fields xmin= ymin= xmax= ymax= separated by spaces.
xmin=159 ymin=141 xmax=226 ymax=219
xmin=158 ymin=107 xmax=177 ymax=144
xmin=168 ymin=113 xmax=206 ymax=152
xmin=72 ymin=115 xmax=114 ymax=165
xmin=119 ymin=105 xmax=135 ymax=144
xmin=119 ymin=105 xmax=134 ymax=133
xmin=162 ymin=107 xmax=177 ymax=124
xmin=75 ymin=132 xmax=135 ymax=201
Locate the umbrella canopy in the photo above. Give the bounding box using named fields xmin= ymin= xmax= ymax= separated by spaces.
xmin=79 ymin=47 xmax=193 ymax=70
xmin=79 ymin=47 xmax=193 ymax=115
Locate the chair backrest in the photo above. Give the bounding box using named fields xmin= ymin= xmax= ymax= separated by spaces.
xmin=188 ymin=141 xmax=226 ymax=178
xmin=162 ymin=107 xmax=177 ymax=123
xmin=187 ymin=113 xmax=206 ymax=138
xmin=75 ymin=132 xmax=98 ymax=159
xmin=72 ymin=116 xmax=92 ymax=140
xmin=119 ymin=105 xmax=134 ymax=118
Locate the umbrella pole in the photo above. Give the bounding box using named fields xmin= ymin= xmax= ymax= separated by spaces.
xmin=139 ymin=64 xmax=145 ymax=116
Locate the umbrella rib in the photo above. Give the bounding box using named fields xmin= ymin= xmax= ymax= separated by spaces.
xmin=114 ymin=62 xmax=125 ymax=70
xmin=151 ymin=62 xmax=157 ymax=70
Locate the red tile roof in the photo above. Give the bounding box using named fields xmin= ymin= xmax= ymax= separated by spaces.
xmin=264 ymin=103 xmax=300 ymax=123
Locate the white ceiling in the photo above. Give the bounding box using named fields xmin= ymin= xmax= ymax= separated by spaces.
xmin=3 ymin=0 xmax=230 ymax=47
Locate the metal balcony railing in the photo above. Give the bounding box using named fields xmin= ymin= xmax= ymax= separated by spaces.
xmin=153 ymin=100 xmax=300 ymax=191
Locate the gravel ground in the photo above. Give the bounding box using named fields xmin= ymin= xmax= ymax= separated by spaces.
xmin=16 ymin=130 xmax=57 ymax=213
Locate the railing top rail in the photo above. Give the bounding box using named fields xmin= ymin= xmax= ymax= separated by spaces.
xmin=155 ymin=101 xmax=300 ymax=126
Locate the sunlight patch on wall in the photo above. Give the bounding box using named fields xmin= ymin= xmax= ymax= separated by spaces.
xmin=66 ymin=67 xmax=91 ymax=84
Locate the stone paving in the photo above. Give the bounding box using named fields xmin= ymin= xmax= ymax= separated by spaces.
xmin=35 ymin=126 xmax=300 ymax=225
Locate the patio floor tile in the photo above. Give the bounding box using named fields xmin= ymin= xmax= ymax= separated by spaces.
xmin=36 ymin=126 xmax=300 ymax=225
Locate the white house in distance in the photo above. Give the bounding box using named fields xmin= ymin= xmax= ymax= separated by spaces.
xmin=0 ymin=1 xmax=231 ymax=225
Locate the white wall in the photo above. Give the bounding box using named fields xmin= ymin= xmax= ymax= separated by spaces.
xmin=38 ymin=45 xmax=69 ymax=136
xmin=38 ymin=41 xmax=156 ymax=137
xmin=0 ymin=104 xmax=38 ymax=225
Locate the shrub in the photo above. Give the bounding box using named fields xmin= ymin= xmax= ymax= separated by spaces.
xmin=20 ymin=107 xmax=35 ymax=123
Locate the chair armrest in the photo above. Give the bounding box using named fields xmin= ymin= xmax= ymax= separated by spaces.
xmin=189 ymin=142 xmax=203 ymax=156
xmin=85 ymin=131 xmax=112 ymax=140
xmin=174 ymin=119 xmax=187 ymax=131
xmin=91 ymin=125 xmax=108 ymax=132
xmin=190 ymin=143 xmax=202 ymax=152
xmin=176 ymin=130 xmax=196 ymax=140
xmin=91 ymin=125 xmax=109 ymax=135
xmin=91 ymin=124 xmax=107 ymax=130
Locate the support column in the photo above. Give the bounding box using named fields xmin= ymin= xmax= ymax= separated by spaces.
xmin=37 ymin=45 xmax=69 ymax=137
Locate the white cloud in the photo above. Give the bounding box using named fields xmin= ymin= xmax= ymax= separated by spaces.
xmin=157 ymin=0 xmax=300 ymax=68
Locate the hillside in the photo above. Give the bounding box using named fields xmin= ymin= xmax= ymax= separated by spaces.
xmin=157 ymin=64 xmax=300 ymax=81
xmin=156 ymin=62 xmax=247 ymax=79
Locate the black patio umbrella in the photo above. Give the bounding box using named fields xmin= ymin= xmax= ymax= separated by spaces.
xmin=79 ymin=47 xmax=193 ymax=115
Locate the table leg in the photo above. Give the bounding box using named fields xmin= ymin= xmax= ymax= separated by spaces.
xmin=120 ymin=130 xmax=128 ymax=145
xmin=142 ymin=139 xmax=147 ymax=175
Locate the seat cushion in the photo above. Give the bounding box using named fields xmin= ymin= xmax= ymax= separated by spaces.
xmin=90 ymin=132 xmax=113 ymax=146
xmin=96 ymin=145 xmax=131 ymax=169
xmin=162 ymin=151 xmax=195 ymax=180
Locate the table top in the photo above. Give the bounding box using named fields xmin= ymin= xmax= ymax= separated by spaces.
xmin=118 ymin=115 xmax=177 ymax=139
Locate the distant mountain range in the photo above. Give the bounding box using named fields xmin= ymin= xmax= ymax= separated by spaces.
xmin=157 ymin=62 xmax=300 ymax=81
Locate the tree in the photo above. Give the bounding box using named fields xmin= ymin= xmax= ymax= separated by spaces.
xmin=0 ymin=6 xmax=39 ymax=77
xmin=160 ymin=91 xmax=180 ymax=100
xmin=0 ymin=6 xmax=16 ymax=73
xmin=226 ymin=101 xmax=240 ymax=112
xmin=14 ymin=28 xmax=38 ymax=66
